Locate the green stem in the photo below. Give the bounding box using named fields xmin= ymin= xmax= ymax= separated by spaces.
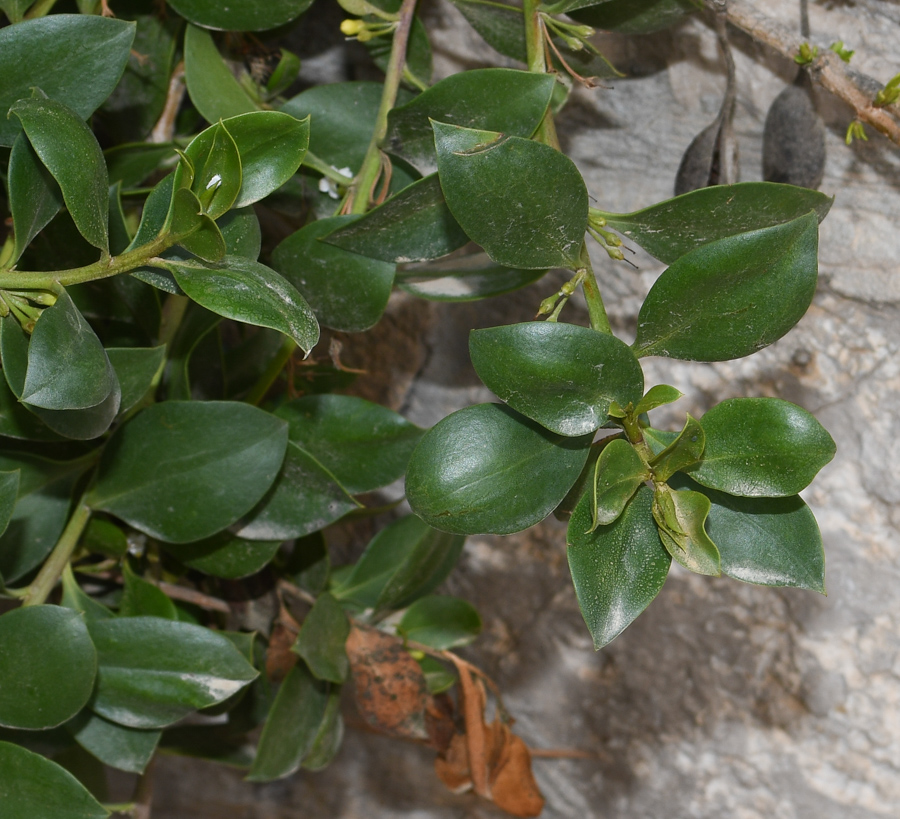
xmin=579 ymin=246 xmax=611 ymax=334
xmin=22 ymin=497 xmax=92 ymax=607
xmin=24 ymin=0 xmax=59 ymax=18
xmin=523 ymin=0 xmax=560 ymax=149
xmin=348 ymin=0 xmax=419 ymax=215
xmin=303 ymin=151 xmax=354 ymax=185
xmin=245 ymin=336 xmax=297 ymax=406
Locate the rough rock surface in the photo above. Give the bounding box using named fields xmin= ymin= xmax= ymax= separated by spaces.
xmin=154 ymin=1 xmax=900 ymax=816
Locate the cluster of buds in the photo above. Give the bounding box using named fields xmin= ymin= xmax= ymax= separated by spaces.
xmin=588 ymin=210 xmax=625 ymax=261
xmin=339 ymin=17 xmax=398 ymax=43
xmin=539 ymin=13 xmax=595 ymax=52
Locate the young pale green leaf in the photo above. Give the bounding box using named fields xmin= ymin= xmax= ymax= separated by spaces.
xmin=591 ymin=438 xmax=649 ymax=529
xmin=0 ymin=741 xmax=110 ymax=819
xmin=274 ymin=395 xmax=424 ymax=495
xmin=406 ymin=403 xmax=593 ymax=535
xmin=567 ymin=485 xmax=670 ymax=649
xmin=61 ymin=565 xmax=115 ymax=622
xmin=0 ymin=470 xmax=19 ymax=539
xmin=106 ymin=346 xmax=165 ymax=414
xmin=293 ymin=593 xmax=351 ymax=684
xmin=169 ymin=256 xmax=320 ymax=354
xmin=175 ymin=122 xmax=242 ymax=220
xmin=599 ymin=182 xmax=832 ymax=265
xmin=671 ymin=474 xmax=825 ymax=592
xmin=634 ymin=212 xmax=819 ymax=361
xmin=322 ymin=174 xmax=468 ymax=263
xmin=183 ymin=24 xmax=259 ymax=123
xmin=569 ymin=0 xmax=695 ymax=34
xmin=8 ymin=133 xmax=64 ymax=264
xmin=165 ymin=534 xmax=281 ymax=580
xmin=0 ymin=14 xmax=135 ymax=147
xmin=470 ymin=322 xmax=645 ymax=436
xmin=119 ymin=563 xmax=178 ymax=620
xmin=170 ymin=0 xmax=313 ymax=31
xmin=398 ymin=596 xmax=483 ymax=650
xmin=652 ymin=484 xmax=721 ymax=576
xmin=434 ymin=122 xmax=588 ymax=270
xmin=0 ymin=606 xmax=97 ymax=730
xmin=301 ymin=686 xmax=344 ymax=771
xmin=65 ymin=710 xmax=160 ymax=775
xmin=333 ymin=514 xmax=465 ymax=612
xmin=88 ymin=401 xmax=288 ymax=544
xmin=10 ymin=97 xmax=110 ymax=253
xmin=385 ymin=69 xmax=556 ymax=174
xmin=397 ymin=255 xmax=546 ymax=302
xmin=235 ymin=441 xmax=358 ymax=542
xmin=447 ymin=0 xmax=526 ymax=62
xmin=165 ymin=187 xmax=226 ymax=262
xmin=247 ymin=662 xmax=330 ymax=781
xmin=634 ymin=384 xmax=684 ymax=415
xmin=688 ymin=397 xmax=836 ymax=497
xmin=22 ymin=288 xmax=119 ymax=412
xmin=649 ymin=414 xmax=705 ymax=482
xmin=87 ymin=617 xmax=259 ymax=729
xmin=272 ymin=217 xmax=395 ymax=334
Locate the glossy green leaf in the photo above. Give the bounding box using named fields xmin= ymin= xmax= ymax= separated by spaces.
xmin=0 ymin=741 xmax=110 ymax=819
xmin=61 ymin=565 xmax=115 ymax=622
xmin=272 ymin=216 xmax=395 ymax=334
xmin=26 ymin=389 xmax=122 ymax=441
xmin=688 ymin=397 xmax=836 ymax=497
xmin=434 ymin=122 xmax=588 ymax=270
xmin=175 ymin=121 xmax=242 ymax=220
xmin=417 ymin=656 xmax=456 ymax=694
xmin=247 ymin=662 xmax=330 ymax=781
xmin=0 ymin=470 xmax=19 ymax=539
xmin=119 ymin=564 xmax=178 ymax=620
xmin=0 ymin=14 xmax=135 ymax=147
xmin=322 ymin=174 xmax=468 ymax=263
xmin=652 ymin=484 xmax=720 ymax=576
xmin=301 ymin=686 xmax=344 ymax=771
xmin=66 ymin=710 xmax=160 ymax=775
xmin=274 ymin=395 xmax=424 ymax=495
xmin=166 ymin=187 xmax=226 ymax=262
xmin=569 ymin=0 xmax=695 ymax=34
xmin=266 ymin=48 xmax=302 ymax=97
xmin=166 ymin=533 xmax=282 ymax=580
xmin=23 ymin=289 xmax=119 ymax=412
xmin=170 ymin=0 xmax=313 ymax=31
xmin=0 ymin=606 xmax=97 ymax=730
xmin=87 ymin=617 xmax=258 ymax=729
xmin=287 ymin=533 xmax=330 ymax=595
xmin=385 ymin=69 xmax=555 ymax=175
xmin=169 ymin=256 xmax=319 ymax=353
xmin=219 ymin=207 xmax=262 ymax=259
xmin=671 ymin=474 xmax=825 ymax=592
xmin=649 ymin=414 xmax=704 ymax=482
xmin=634 ymin=385 xmax=684 ymax=415
xmin=8 ymin=133 xmax=63 ymax=264
xmin=447 ymin=0 xmax=526 ymax=62
xmin=567 ymin=484 xmax=670 ymax=649
xmin=634 ymin=212 xmax=819 ymax=361
xmin=236 ymin=441 xmax=358 ymax=541
xmin=10 ymin=97 xmax=109 ymax=253
xmin=0 ymin=375 xmax=62 ymax=441
xmin=470 ymin=322 xmax=644 ymax=436
xmin=590 ymin=438 xmax=648 ymax=529
xmin=183 ymin=24 xmax=259 ymax=123
xmin=88 ymin=401 xmax=288 ymax=543
xmin=398 ymin=595 xmax=482 ymax=650
xmin=406 ymin=403 xmax=592 ymax=535
xmin=397 ymin=256 xmax=546 ymax=302
xmin=293 ymin=593 xmax=350 ymax=683
xmin=106 ymin=346 xmax=165 ymax=414
xmin=599 ymin=183 xmax=832 ymax=265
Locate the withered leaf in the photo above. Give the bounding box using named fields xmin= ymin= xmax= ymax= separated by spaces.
xmin=266 ymin=606 xmax=300 ymax=683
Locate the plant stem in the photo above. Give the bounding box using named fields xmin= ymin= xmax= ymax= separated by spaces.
xmin=524 ymin=0 xmax=561 ymax=149
xmin=579 ymin=246 xmax=611 ymax=334
xmin=303 ymin=151 xmax=354 ymax=185
xmin=348 ymin=0 xmax=419 ymax=214
xmin=22 ymin=497 xmax=92 ymax=607
xmin=24 ymin=0 xmax=59 ymax=18
xmin=245 ymin=336 xmax=297 ymax=406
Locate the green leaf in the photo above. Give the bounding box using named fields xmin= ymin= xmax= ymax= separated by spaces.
xmin=273 ymin=395 xmax=424 ymax=495
xmin=0 ymin=606 xmax=97 ymax=730
xmin=417 ymin=656 xmax=456 ymax=694
xmin=166 ymin=187 xmax=226 ymax=262
xmin=0 ymin=0 xmax=31 ymax=23
xmin=0 ymin=741 xmax=110 ymax=819
xmin=183 ymin=24 xmax=259 ymax=123
xmin=671 ymin=474 xmax=825 ymax=592
xmin=447 ymin=0 xmax=526 ymax=62
xmin=569 ymin=0 xmax=695 ymax=34
xmin=398 ymin=596 xmax=482 ymax=650
xmin=106 ymin=143 xmax=176 ymax=189
xmin=634 ymin=384 xmax=683 ymax=415
xmin=397 ymin=255 xmax=546 ymax=302
xmin=652 ymin=484 xmax=721 ymax=576
xmin=688 ymin=397 xmax=836 ymax=497
xmin=0 ymin=470 xmax=19 ymax=539
xmin=322 ymin=174 xmax=468 ymax=263
xmin=61 ymin=565 xmax=115 ymax=622
xmin=406 ymin=403 xmax=592 ymax=535
xmin=10 ymin=97 xmax=110 ymax=253
xmin=88 ymin=401 xmax=288 ymax=544
xmin=633 ymin=212 xmax=819 ymax=361
xmin=8 ymin=132 xmax=64 ymax=264
xmin=219 ymin=207 xmax=262 ymax=259
xmin=247 ymin=662 xmax=330 ymax=781
xmin=271 ymin=216 xmax=395 ymax=334
xmin=469 ymin=322 xmax=644 ymax=436
xmin=65 ymin=710 xmax=160 ymax=775
xmin=169 ymin=256 xmax=320 ymax=354
xmin=106 ymin=346 xmax=165 ymax=414
xmin=649 ymin=414 xmax=705 ymax=481
xmin=301 ymin=686 xmax=343 ymax=771
xmin=169 ymin=0 xmax=313 ymax=31
xmin=293 ymin=593 xmax=350 ymax=683
xmin=590 ymin=438 xmax=648 ymax=529
xmin=433 ymin=122 xmax=588 ymax=270
xmin=174 ymin=121 xmax=242 ymax=220
xmin=0 ymin=375 xmax=63 ymax=441
xmin=87 ymin=617 xmax=259 ymax=729
xmin=127 ymin=171 xmax=176 ymax=252
xmin=0 ymin=14 xmax=135 ymax=148
xmin=385 ymin=69 xmax=555 ymax=175
xmin=119 ymin=563 xmax=178 ymax=620
xmin=235 ymin=441 xmax=358 ymax=541
xmin=567 ymin=484 xmax=670 ymax=649
xmin=22 ymin=289 xmax=119 ymax=412
xmin=333 ymin=514 xmax=465 ymax=612
xmin=165 ymin=533 xmax=282 ymax=580
xmin=598 ymin=182 xmax=832 ymax=265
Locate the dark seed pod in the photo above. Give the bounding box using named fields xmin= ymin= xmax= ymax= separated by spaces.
xmin=762 ymin=72 xmax=826 ymax=189
xmin=674 ymin=115 xmax=739 ymax=196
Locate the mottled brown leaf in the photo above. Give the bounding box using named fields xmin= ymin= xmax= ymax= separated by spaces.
xmin=266 ymin=606 xmax=300 ymax=683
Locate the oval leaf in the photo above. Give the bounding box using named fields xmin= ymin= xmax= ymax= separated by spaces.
xmin=169 ymin=0 xmax=313 ymax=31
xmin=397 ymin=256 xmax=546 ymax=302
xmin=293 ymin=593 xmax=351 ymax=684
xmin=164 ymin=533 xmax=282 ymax=580
xmin=591 ymin=438 xmax=649 ymax=529
xmin=8 ymin=133 xmax=64 ymax=264
xmin=66 ymin=710 xmax=160 ymax=775
xmin=763 ymin=76 xmax=826 ymax=190
xmin=649 ymin=414 xmax=705 ymax=482
xmin=398 ymin=595 xmax=482 ymax=650
xmin=652 ymin=484 xmax=721 ymax=576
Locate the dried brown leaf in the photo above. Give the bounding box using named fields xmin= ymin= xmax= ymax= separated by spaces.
xmin=266 ymin=606 xmax=300 ymax=683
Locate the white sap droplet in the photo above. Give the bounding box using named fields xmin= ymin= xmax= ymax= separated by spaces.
xmin=205 ymin=174 xmax=222 ymax=191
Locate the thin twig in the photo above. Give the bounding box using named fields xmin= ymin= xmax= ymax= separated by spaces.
xmin=150 ymin=61 xmax=186 ymax=145
xmin=157 ymin=581 xmax=232 ymax=614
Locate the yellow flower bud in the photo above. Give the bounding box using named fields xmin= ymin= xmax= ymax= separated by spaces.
xmin=340 ymin=18 xmax=364 ymax=35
